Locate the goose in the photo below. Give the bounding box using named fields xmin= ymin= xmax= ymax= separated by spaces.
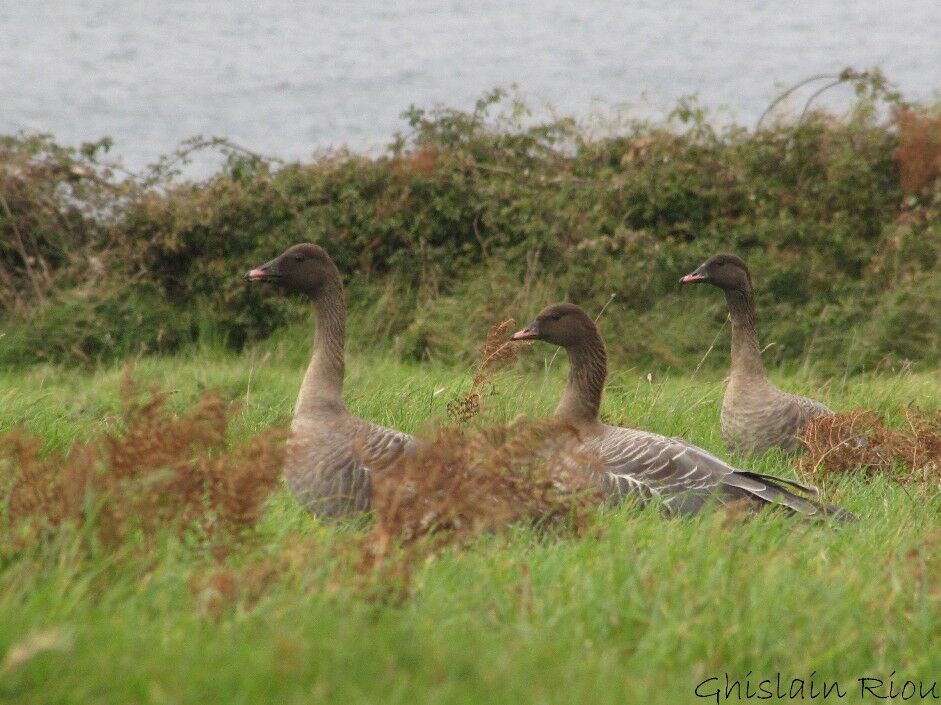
xmin=680 ymin=253 xmax=832 ymax=454
xmin=510 ymin=302 xmax=853 ymax=519
xmin=246 ymin=243 xmax=415 ymax=518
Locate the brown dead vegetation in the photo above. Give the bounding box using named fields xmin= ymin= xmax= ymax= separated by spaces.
xmin=185 ymin=409 xmax=609 ymax=606
xmin=447 ymin=318 xmax=520 ymax=423
xmin=797 ymin=408 xmax=941 ymax=485
xmin=0 ymin=377 xmax=285 ymax=551
xmin=893 ymin=107 xmax=941 ymax=195
xmin=366 ymin=418 xmax=604 ymax=567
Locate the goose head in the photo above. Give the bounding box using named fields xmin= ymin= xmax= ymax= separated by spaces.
xmin=245 ymin=243 xmax=338 ymax=297
xmin=680 ymin=253 xmax=752 ymax=293
xmin=510 ymin=302 xmax=597 ymax=348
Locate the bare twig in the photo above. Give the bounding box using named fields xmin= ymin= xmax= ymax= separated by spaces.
xmin=0 ymin=189 xmax=46 ymax=303
xmin=756 ymin=72 xmax=840 ymax=131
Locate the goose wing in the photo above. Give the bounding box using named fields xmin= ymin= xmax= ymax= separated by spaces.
xmin=358 ymin=422 xmax=415 ymax=472
xmin=790 ymin=393 xmax=832 ymax=419
xmin=286 ymin=418 xmax=414 ymax=518
xmin=590 ymin=428 xmax=728 ymax=512
xmin=590 ymin=426 xmax=844 ymax=518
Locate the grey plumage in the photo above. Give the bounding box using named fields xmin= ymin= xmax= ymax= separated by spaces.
xmin=247 ymin=244 xmax=416 ymax=518
xmin=682 ymin=253 xmax=834 ymax=454
xmin=511 ymin=303 xmax=854 ymax=520
xmin=720 ymin=380 xmax=833 ymax=454
xmin=288 ymin=411 xmax=414 ymax=517
xmin=590 ymin=415 xmax=850 ymax=519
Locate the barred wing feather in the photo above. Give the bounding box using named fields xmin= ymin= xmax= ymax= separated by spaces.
xmin=589 ymin=426 xmax=850 ymax=519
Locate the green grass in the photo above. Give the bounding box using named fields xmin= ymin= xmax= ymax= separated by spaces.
xmin=1 ymin=344 xmax=940 ymax=704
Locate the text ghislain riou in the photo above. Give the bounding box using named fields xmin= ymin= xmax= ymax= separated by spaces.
xmin=695 ymin=672 xmax=940 ymax=702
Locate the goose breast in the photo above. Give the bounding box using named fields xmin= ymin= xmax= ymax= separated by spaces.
xmin=721 ymin=386 xmax=832 ymax=454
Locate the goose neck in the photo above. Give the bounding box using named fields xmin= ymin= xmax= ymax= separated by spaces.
xmin=725 ymin=287 xmax=766 ymax=380
xmin=555 ymin=335 xmax=607 ymax=424
xmin=295 ymin=281 xmax=346 ymax=416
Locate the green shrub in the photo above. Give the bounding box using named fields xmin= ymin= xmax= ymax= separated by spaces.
xmin=1 ymin=85 xmax=939 ymax=372
xmin=0 ymin=283 xmax=189 ymax=367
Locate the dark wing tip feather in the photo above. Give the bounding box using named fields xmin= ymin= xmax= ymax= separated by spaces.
xmin=734 ymin=469 xmax=820 ymax=496
xmin=722 ymin=470 xmax=855 ymax=522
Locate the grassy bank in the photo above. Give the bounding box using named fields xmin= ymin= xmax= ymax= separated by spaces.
xmin=1 ymin=346 xmax=940 ymax=704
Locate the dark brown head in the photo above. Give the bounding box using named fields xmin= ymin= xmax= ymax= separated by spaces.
xmin=245 ymin=243 xmax=340 ymax=297
xmin=680 ymin=253 xmax=752 ymax=293
xmin=510 ymin=302 xmax=599 ymax=349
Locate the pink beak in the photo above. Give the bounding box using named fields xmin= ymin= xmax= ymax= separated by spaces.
xmin=510 ymin=326 xmax=539 ymax=341
xmin=245 ymin=267 xmax=268 ymax=282
xmin=680 ymin=272 xmax=707 ymax=284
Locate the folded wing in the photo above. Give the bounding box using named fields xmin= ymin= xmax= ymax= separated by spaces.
xmin=589 ymin=426 xmax=852 ymax=520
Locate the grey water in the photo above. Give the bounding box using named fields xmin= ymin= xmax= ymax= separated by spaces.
xmin=2 ymin=1 xmax=940 ymax=175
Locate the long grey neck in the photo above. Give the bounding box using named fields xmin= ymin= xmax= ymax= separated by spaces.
xmin=295 ymin=279 xmax=347 ymax=416
xmin=725 ymin=287 xmax=766 ymax=380
xmin=555 ymin=332 xmax=607 ymax=424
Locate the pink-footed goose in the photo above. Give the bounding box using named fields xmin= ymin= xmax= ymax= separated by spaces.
xmin=510 ymin=303 xmax=853 ymax=520
xmin=246 ymin=243 xmax=414 ymax=518
xmin=681 ymin=253 xmax=832 ymax=454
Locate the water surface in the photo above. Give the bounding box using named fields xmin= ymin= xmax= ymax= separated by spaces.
xmin=2 ymin=1 xmax=939 ymax=173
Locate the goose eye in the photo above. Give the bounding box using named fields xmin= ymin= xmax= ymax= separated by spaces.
xmin=550 ymin=313 xmax=562 ymax=321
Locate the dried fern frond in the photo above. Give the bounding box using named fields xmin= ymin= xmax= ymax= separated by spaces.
xmin=447 ymin=318 xmax=520 ymax=423
xmin=368 ymin=417 xmax=603 ymax=561
xmin=1 ymin=378 xmax=286 ymax=550
xmin=797 ymin=407 xmax=941 ymax=486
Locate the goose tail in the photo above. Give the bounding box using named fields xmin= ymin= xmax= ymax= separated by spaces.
xmin=723 ymin=471 xmax=857 ymax=523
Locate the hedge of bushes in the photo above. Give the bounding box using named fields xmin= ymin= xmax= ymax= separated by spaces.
xmin=1 ymin=86 xmax=939 ymax=373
